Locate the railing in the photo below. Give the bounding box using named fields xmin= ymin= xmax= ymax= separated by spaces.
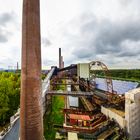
xmin=42 ymin=67 xmax=55 ymax=98
xmin=45 ymin=91 xmax=94 ymax=96
xmin=42 ymin=67 xmax=55 ymax=115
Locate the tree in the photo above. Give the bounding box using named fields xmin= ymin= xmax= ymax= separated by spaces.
xmin=0 ymin=72 xmax=20 ymax=125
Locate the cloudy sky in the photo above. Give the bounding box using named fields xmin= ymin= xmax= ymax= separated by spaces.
xmin=0 ymin=0 xmax=140 ymax=69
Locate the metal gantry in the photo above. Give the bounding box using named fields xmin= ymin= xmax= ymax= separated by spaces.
xmin=89 ymin=61 xmax=114 ymax=94
xmin=45 ymin=90 xmax=94 ymax=96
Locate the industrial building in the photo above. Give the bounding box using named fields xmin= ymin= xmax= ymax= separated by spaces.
xmin=48 ymin=61 xmax=140 ymax=139
xmin=2 ymin=60 xmax=139 ymax=140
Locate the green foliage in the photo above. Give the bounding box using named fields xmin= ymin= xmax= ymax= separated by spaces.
xmin=0 ymin=72 xmax=20 ymax=125
xmin=91 ymin=69 xmax=140 ymax=82
xmin=52 ymin=96 xmax=64 ymax=124
xmin=56 ymin=80 xmax=66 ymax=90
xmin=42 ymin=74 xmax=46 ymax=80
xmin=44 ymin=96 xmax=65 ymax=140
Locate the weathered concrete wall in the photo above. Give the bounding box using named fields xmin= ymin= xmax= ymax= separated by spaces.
xmin=101 ymin=106 xmax=126 ymax=128
xmin=125 ymin=88 xmax=140 ymax=140
xmin=77 ymin=63 xmax=90 ymax=80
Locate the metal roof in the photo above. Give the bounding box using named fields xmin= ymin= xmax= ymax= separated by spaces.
xmin=69 ymin=114 xmax=90 ymax=121
xmin=95 ymin=78 xmax=139 ymax=94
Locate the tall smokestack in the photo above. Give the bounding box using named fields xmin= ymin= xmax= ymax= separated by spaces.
xmin=63 ymin=61 xmax=64 ymax=68
xmin=20 ymin=0 xmax=43 ymax=140
xmin=17 ymin=62 xmax=19 ymax=71
xmin=61 ymin=56 xmax=64 ymax=68
xmin=59 ymin=48 xmax=61 ymax=68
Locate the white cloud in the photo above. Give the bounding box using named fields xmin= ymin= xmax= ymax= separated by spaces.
xmin=0 ymin=0 xmax=140 ymax=69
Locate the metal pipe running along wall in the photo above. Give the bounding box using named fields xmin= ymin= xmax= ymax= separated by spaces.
xmin=20 ymin=0 xmax=43 ymax=140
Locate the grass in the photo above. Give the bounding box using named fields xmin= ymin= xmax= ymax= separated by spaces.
xmin=44 ymin=79 xmax=66 ymax=140
xmin=43 ymin=96 xmax=65 ymax=140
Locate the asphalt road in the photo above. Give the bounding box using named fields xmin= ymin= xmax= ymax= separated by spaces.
xmin=3 ymin=119 xmax=19 ymax=140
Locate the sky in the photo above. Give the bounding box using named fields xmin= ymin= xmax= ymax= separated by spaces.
xmin=0 ymin=0 xmax=140 ymax=69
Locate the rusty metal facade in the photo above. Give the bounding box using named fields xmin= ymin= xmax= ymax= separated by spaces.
xmin=90 ymin=61 xmax=114 ymax=94
xmin=20 ymin=0 xmax=43 ymax=139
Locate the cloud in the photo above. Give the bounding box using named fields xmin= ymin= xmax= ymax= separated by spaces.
xmin=60 ymin=12 xmax=140 ymax=68
xmin=42 ymin=59 xmax=57 ymax=67
xmin=94 ymin=20 xmax=140 ymax=55
xmin=0 ymin=28 xmax=8 ymax=42
xmin=1 ymin=0 xmax=140 ymax=69
xmin=0 ymin=12 xmax=15 ymax=43
xmin=42 ymin=37 xmax=52 ymax=47
xmin=0 ymin=12 xmax=15 ymax=27
xmin=0 ymin=56 xmax=15 ymax=69
xmin=120 ymin=0 xmax=140 ymax=6
xmin=117 ymin=40 xmax=140 ymax=57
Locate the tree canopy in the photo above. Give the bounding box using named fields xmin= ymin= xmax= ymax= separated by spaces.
xmin=0 ymin=72 xmax=20 ymax=125
xmin=91 ymin=69 xmax=140 ymax=82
